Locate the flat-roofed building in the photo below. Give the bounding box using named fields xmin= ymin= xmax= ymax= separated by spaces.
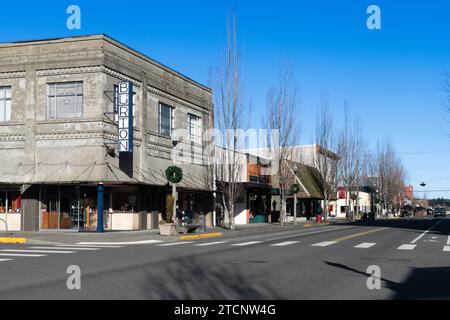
xmin=0 ymin=35 xmax=214 ymax=232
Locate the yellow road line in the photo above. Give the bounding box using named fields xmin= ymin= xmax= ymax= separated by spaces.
xmin=179 ymin=233 xmax=224 ymax=241
xmin=333 ymin=228 xmax=388 ymax=242
xmin=304 ymin=222 xmax=331 ymax=228
xmin=0 ymin=237 xmax=27 ymax=244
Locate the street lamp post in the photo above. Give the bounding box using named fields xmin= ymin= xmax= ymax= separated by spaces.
xmin=293 ymin=164 xmax=298 ymax=225
xmin=97 ymin=183 xmax=105 ymax=233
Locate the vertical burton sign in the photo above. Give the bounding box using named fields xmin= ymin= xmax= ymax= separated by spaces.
xmin=117 ymin=81 xmax=133 ymax=153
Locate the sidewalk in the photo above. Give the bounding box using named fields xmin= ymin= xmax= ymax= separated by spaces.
xmin=1 ymin=219 xmax=352 ymax=245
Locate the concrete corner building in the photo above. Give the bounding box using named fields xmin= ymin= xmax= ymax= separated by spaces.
xmin=0 ymin=35 xmax=214 ymax=232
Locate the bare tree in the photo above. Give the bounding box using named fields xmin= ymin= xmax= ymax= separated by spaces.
xmin=315 ymin=93 xmax=338 ymax=219
xmin=211 ymin=14 xmax=247 ymax=230
xmin=376 ymin=139 xmax=407 ymax=215
xmin=362 ymin=148 xmax=381 ymax=215
xmin=263 ymin=63 xmax=301 ymax=225
xmin=337 ymin=103 xmax=365 ymax=220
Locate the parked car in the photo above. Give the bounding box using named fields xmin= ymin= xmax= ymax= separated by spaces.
xmin=434 ymin=207 xmax=447 ymax=218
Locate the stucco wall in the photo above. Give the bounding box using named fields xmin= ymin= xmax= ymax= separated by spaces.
xmin=0 ymin=35 xmax=213 ymax=189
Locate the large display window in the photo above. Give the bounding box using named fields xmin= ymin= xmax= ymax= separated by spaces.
xmin=0 ymin=190 xmax=22 ymax=213
xmin=39 ymin=185 xmax=117 ymax=231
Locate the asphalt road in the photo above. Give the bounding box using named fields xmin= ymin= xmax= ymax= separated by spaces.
xmin=0 ymin=217 xmax=449 ymax=300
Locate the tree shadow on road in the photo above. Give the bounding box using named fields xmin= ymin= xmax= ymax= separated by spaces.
xmin=325 ymin=261 xmax=450 ymax=299
xmin=140 ymin=256 xmax=282 ymax=300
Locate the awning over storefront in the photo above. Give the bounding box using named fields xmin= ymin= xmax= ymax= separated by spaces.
xmin=295 ymin=164 xmax=328 ymax=200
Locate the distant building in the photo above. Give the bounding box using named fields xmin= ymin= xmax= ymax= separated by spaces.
xmin=404 ymin=185 xmax=414 ymax=203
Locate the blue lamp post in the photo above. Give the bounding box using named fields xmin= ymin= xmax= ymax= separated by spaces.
xmin=97 ymin=183 xmax=105 ymax=233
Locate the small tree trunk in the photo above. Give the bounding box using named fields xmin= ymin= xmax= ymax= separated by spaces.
xmin=280 ymin=197 xmax=287 ymax=226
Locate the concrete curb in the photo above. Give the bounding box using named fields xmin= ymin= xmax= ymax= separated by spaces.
xmin=0 ymin=237 xmax=27 ymax=244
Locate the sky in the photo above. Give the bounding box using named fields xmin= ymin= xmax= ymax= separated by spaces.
xmin=0 ymin=0 xmax=449 ymax=198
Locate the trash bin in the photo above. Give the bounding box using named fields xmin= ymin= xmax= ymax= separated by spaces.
xmin=316 ymin=214 xmax=324 ymax=224
xmin=369 ymin=212 xmax=376 ymax=222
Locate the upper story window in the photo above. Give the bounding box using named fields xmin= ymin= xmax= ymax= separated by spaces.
xmin=0 ymin=86 xmax=11 ymax=122
xmin=47 ymin=82 xmax=83 ymax=119
xmin=187 ymin=113 xmax=202 ymax=144
xmin=159 ymin=103 xmax=173 ymax=137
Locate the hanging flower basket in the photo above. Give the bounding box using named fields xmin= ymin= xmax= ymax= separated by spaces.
xmin=165 ymin=166 xmax=183 ymax=184
xmin=291 ymin=184 xmax=301 ymax=194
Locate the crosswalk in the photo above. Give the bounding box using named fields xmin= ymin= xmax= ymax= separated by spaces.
xmin=0 ymin=244 xmax=125 ymax=264
xmin=1 ymin=234 xmax=450 ymax=265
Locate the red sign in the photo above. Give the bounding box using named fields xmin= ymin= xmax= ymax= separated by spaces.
xmin=338 ymin=187 xmax=346 ymax=200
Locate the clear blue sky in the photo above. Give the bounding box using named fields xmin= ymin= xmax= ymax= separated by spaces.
xmin=1 ymin=1 xmax=449 ymax=198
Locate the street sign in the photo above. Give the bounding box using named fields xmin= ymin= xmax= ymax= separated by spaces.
xmin=117 ymin=81 xmax=133 ymax=153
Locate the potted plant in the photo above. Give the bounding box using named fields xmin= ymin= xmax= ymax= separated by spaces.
xmin=159 ymin=194 xmax=177 ymax=236
xmin=159 ymin=166 xmax=184 ymax=236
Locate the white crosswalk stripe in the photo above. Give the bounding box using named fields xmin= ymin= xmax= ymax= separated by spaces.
xmin=443 ymin=246 xmax=450 ymax=252
xmin=0 ymin=253 xmax=46 ymax=257
xmin=312 ymin=241 xmax=337 ymax=247
xmin=270 ymin=241 xmax=300 ymax=247
xmin=232 ymin=241 xmax=264 ymax=247
xmin=30 ymin=247 xmax=101 ymax=251
xmin=398 ymin=244 xmax=417 ymax=250
xmin=194 ymin=241 xmax=228 ymax=247
xmin=1 ymin=249 xmax=75 ymax=254
xmin=56 ymin=245 xmax=123 ymax=248
xmin=158 ymin=242 xmax=194 ymax=247
xmin=354 ymin=243 xmax=376 ymax=249
xmin=77 ymin=240 xmax=163 ymax=246
xmin=0 ymin=259 xmax=12 ymax=262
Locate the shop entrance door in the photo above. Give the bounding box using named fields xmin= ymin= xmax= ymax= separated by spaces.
xmin=80 ymin=191 xmax=98 ymax=231
xmin=59 ymin=187 xmax=81 ymax=230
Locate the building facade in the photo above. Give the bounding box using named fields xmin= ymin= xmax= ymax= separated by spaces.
xmin=0 ymin=35 xmax=214 ymax=232
xmin=215 ymin=148 xmax=272 ymax=225
xmin=330 ymin=187 xmax=375 ymax=218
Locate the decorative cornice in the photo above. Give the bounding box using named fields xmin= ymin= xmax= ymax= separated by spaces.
xmin=147 ymin=85 xmax=210 ymax=114
xmin=36 ymin=66 xmax=103 ymax=77
xmin=101 ymin=66 xmax=141 ymax=87
xmin=0 ymin=134 xmax=25 ymax=142
xmin=0 ymin=71 xmax=26 ymax=79
xmin=146 ymin=141 xmax=172 ymax=153
xmin=36 ymin=131 xmax=142 ymax=147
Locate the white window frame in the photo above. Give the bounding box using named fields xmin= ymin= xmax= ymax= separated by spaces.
xmin=159 ymin=103 xmax=173 ymax=137
xmin=187 ymin=113 xmax=202 ymax=144
xmin=47 ymin=82 xmax=83 ymax=120
xmin=0 ymin=86 xmax=11 ymax=122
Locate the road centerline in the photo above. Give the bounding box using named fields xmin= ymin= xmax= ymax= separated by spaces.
xmin=333 ymin=227 xmax=388 ymax=243
xmin=411 ymin=219 xmax=444 ymax=244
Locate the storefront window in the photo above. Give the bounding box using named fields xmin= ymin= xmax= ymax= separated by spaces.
xmin=112 ymin=192 xmax=137 ymax=212
xmin=0 ymin=190 xmax=22 ymax=213
xmin=0 ymin=191 xmax=6 ymax=213
xmin=7 ymin=191 xmax=21 ymax=213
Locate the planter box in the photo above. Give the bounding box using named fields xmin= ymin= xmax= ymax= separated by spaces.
xmin=159 ymin=223 xmax=177 ymax=236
